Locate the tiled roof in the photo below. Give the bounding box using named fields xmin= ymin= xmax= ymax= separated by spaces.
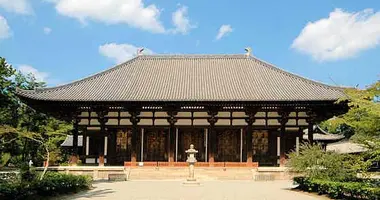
xmin=326 ymin=140 xmax=367 ymax=154
xmin=303 ymin=125 xmax=345 ymax=141
xmin=61 ymin=135 xmax=83 ymax=147
xmin=16 ymin=54 xmax=347 ymax=102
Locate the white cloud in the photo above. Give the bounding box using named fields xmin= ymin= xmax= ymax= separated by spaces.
xmin=0 ymin=15 xmax=11 ymax=39
xmin=292 ymin=8 xmax=380 ymax=61
xmin=99 ymin=43 xmax=153 ymax=64
xmin=216 ymin=24 xmax=233 ymax=40
xmin=43 ymin=27 xmax=52 ymax=35
xmin=169 ymin=5 xmax=195 ymax=34
xmin=196 ymin=40 xmax=200 ymax=47
xmin=18 ymin=65 xmax=49 ymax=82
xmin=0 ymin=0 xmax=33 ymax=15
xmin=50 ymin=0 xmax=165 ymax=33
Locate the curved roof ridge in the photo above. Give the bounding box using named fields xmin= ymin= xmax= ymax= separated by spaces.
xmin=139 ymin=54 xmax=246 ymax=59
xmin=17 ymin=56 xmax=141 ymax=93
xmin=249 ymin=55 xmax=347 ymax=94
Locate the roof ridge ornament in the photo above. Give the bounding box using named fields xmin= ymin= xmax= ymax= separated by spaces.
xmin=244 ymin=47 xmax=252 ymax=58
xmin=137 ymin=48 xmax=144 ymax=56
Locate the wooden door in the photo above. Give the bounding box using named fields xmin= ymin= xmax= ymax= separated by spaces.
xmin=215 ymin=129 xmax=240 ymax=162
xmin=178 ymin=128 xmax=205 ymax=162
xmin=143 ymin=128 xmax=168 ymax=161
xmin=114 ymin=129 xmax=132 ymax=164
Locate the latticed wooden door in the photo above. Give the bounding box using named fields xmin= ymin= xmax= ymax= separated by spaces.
xmin=115 ymin=129 xmax=132 ymax=164
xmin=216 ymin=129 xmax=240 ymax=162
xmin=143 ymin=128 xmax=168 ymax=161
xmin=252 ymin=130 xmax=273 ymax=165
xmin=178 ymin=128 xmax=205 ymax=162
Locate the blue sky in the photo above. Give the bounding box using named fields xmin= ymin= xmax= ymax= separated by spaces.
xmin=0 ymin=0 xmax=379 ymax=88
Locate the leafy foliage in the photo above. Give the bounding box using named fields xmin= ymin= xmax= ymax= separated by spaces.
xmin=321 ymin=80 xmax=380 ymax=141
xmin=294 ymin=177 xmax=380 ymax=200
xmin=287 ymin=144 xmax=360 ymax=181
xmin=0 ymin=57 xmax=72 ymax=169
xmin=319 ymin=81 xmax=380 ymax=176
xmin=0 ymin=172 xmax=92 ymax=200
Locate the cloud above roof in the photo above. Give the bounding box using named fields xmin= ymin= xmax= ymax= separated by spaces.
xmin=216 ymin=24 xmax=233 ymax=40
xmin=43 ymin=27 xmax=52 ymax=35
xmin=292 ymin=8 xmax=380 ymax=61
xmin=52 ymin=0 xmax=165 ymax=33
xmin=0 ymin=15 xmax=11 ymax=40
xmin=49 ymin=0 xmax=196 ymax=34
xmin=169 ymin=5 xmax=196 ymax=35
xmin=99 ymin=43 xmax=154 ymax=64
xmin=0 ymin=0 xmax=33 ymax=15
xmin=18 ymin=65 xmax=49 ymax=82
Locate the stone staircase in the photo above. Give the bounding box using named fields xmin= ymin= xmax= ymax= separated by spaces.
xmin=127 ymin=167 xmax=281 ymax=181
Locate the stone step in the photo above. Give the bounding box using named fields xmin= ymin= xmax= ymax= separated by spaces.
xmin=128 ymin=168 xmax=256 ymax=180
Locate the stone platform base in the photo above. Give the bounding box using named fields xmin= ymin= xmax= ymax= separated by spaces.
xmin=36 ymin=166 xmax=296 ymax=181
xmin=35 ymin=166 xmax=129 ymax=180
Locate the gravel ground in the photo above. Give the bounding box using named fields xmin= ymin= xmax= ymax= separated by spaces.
xmin=60 ymin=180 xmax=329 ymax=200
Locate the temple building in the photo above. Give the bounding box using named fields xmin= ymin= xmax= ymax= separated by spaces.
xmin=16 ymin=53 xmax=348 ymax=167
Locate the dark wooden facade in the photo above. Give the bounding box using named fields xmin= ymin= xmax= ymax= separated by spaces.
xmin=26 ymin=100 xmax=347 ymax=167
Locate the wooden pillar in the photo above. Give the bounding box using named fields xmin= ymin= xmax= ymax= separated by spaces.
xmin=308 ymin=122 xmax=314 ymax=144
xmin=141 ymin=128 xmax=144 ymax=162
xmin=306 ymin=110 xmax=317 ymax=145
xmin=245 ymin=108 xmax=258 ymax=165
xmin=280 ymin=124 xmax=286 ymax=167
xmin=129 ymin=110 xmax=140 ymax=163
xmin=167 ymin=110 xmax=178 ymax=163
xmin=245 ymin=108 xmax=257 ymax=164
xmin=278 ymin=109 xmax=290 ymax=167
xmin=107 ymin=130 xmax=116 ymax=165
xmin=70 ymin=113 xmax=80 ymax=166
xmin=97 ymin=109 xmax=108 ymax=167
xmin=204 ymin=128 xmax=208 ymax=162
xmin=82 ymin=129 xmax=87 ymax=164
xmin=207 ymin=110 xmax=218 ymax=164
xmin=246 ymin=125 xmax=253 ymax=163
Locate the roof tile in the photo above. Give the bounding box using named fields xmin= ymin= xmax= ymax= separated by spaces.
xmin=16 ymin=54 xmax=347 ymax=102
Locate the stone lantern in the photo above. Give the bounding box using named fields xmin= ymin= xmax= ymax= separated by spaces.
xmin=183 ymin=144 xmax=200 ymax=185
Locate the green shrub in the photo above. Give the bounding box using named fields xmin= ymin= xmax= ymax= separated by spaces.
xmin=287 ymin=144 xmax=358 ymax=181
xmin=33 ymin=172 xmax=92 ymax=196
xmin=0 ymin=172 xmax=92 ymax=200
xmin=294 ymin=176 xmax=380 ymax=200
xmin=0 ymin=172 xmax=19 ymax=183
xmin=19 ymin=164 xmax=36 ymax=182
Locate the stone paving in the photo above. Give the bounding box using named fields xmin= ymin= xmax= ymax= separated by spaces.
xmin=63 ymin=180 xmax=328 ymax=200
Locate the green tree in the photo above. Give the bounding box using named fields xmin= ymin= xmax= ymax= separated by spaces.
xmin=319 ymin=80 xmax=379 ymax=174
xmin=287 ymin=144 xmax=360 ymax=181
xmin=0 ymin=57 xmax=72 ymax=169
xmin=321 ymin=81 xmax=380 ymax=141
xmin=0 ymin=57 xmax=17 ymax=127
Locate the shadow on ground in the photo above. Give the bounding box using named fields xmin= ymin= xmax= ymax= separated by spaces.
xmin=60 ymin=188 xmax=115 ymax=199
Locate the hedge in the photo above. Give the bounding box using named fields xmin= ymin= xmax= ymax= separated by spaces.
xmin=0 ymin=172 xmax=92 ymax=200
xmin=294 ymin=177 xmax=380 ymax=200
xmin=0 ymin=171 xmax=19 ymax=184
